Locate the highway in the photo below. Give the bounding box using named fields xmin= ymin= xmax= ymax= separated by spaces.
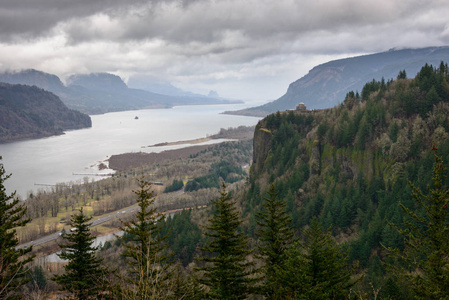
xmin=17 ymin=204 xmax=140 ymax=250
xmin=17 ymin=201 xmax=192 ymax=250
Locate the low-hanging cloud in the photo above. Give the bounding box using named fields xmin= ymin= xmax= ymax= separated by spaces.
xmin=0 ymin=0 xmax=449 ymax=100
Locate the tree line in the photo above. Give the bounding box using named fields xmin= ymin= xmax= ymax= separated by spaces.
xmin=2 ymin=148 xmax=449 ymax=299
xmin=3 ymin=63 xmax=449 ymax=298
xmin=247 ymin=62 xmax=449 ymax=298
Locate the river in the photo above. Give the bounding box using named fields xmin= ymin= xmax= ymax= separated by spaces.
xmin=0 ymin=103 xmax=261 ymax=198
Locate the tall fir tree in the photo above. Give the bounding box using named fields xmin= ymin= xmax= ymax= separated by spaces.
xmin=53 ymin=207 xmax=108 ymax=299
xmin=0 ymin=157 xmax=33 ymax=299
xmin=256 ymin=183 xmax=295 ymax=298
xmin=119 ymin=176 xmax=172 ymax=299
xmin=196 ymin=183 xmax=255 ymax=299
xmin=279 ymin=218 xmax=356 ymax=299
xmin=386 ymin=146 xmax=449 ymax=299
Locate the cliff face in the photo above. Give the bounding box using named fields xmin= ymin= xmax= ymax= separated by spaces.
xmin=244 ymin=63 xmax=449 ymax=296
xmin=0 ymin=83 xmax=91 ymax=143
xmin=249 ymin=61 xmax=449 ymax=236
xmin=251 ymin=121 xmax=273 ymax=174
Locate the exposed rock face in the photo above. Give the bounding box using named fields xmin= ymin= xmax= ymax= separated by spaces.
xmin=251 ymin=121 xmax=273 ymax=174
xmin=309 ymin=140 xmax=321 ymax=175
xmin=250 ymin=111 xmax=360 ymax=182
xmin=0 ymin=83 xmax=91 ymax=143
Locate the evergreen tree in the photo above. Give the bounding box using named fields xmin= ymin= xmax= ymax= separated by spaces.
xmin=53 ymin=207 xmax=108 ymax=299
xmin=120 ymin=176 xmax=172 ymax=299
xmin=0 ymin=157 xmax=33 ymax=299
xmin=196 ymin=183 xmax=255 ymax=299
xmin=256 ymin=183 xmax=295 ymax=298
xmin=386 ymin=146 xmax=449 ymax=299
xmin=397 ymin=69 xmax=407 ymax=79
xmin=279 ymin=218 xmax=356 ymax=299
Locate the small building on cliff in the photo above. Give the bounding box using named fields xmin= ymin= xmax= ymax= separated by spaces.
xmin=296 ymin=102 xmax=307 ymax=112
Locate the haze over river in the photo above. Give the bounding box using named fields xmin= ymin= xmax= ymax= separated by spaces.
xmin=0 ymin=104 xmax=261 ymax=198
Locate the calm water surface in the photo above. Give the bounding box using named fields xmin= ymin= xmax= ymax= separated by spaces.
xmin=0 ymin=104 xmax=261 ymax=198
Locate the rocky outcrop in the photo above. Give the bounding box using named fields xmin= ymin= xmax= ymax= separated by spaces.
xmin=251 ymin=121 xmax=273 ymax=174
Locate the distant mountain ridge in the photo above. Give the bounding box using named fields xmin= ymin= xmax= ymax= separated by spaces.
xmin=0 ymin=70 xmax=240 ymax=115
xmin=127 ymin=76 xmax=196 ymax=97
xmin=68 ymin=73 xmax=128 ymax=92
xmin=0 ymin=69 xmax=65 ymax=92
xmin=230 ymin=46 xmax=449 ymax=116
xmin=0 ymin=83 xmax=91 ymax=143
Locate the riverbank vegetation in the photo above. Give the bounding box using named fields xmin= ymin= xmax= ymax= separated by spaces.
xmin=3 ymin=63 xmax=449 ymax=298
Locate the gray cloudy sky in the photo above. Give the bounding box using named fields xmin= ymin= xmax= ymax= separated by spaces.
xmin=1 ymin=0 xmax=449 ymax=101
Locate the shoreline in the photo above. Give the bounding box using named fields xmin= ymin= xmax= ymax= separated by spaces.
xmin=108 ymin=125 xmax=255 ymax=172
xmin=144 ymin=137 xmax=213 ymax=148
xmin=108 ymin=144 xmax=213 ymax=172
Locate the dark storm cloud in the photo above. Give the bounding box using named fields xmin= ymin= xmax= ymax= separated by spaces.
xmin=2 ymin=0 xmax=448 ymax=53
xmin=0 ymin=0 xmax=448 ymax=100
xmin=55 ymin=0 xmax=449 ymax=56
xmin=0 ymin=0 xmax=158 ymax=40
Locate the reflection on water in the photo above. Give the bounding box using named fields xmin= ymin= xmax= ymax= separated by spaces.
xmin=45 ymin=231 xmax=124 ymax=263
xmin=0 ymin=104 xmax=260 ymax=198
xmin=44 ymin=210 xmax=180 ymax=263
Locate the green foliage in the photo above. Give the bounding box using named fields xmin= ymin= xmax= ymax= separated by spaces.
xmin=196 ymin=183 xmax=255 ymax=299
xmin=27 ymin=265 xmax=47 ymax=290
xmin=386 ymin=148 xmax=449 ymax=299
xmin=120 ymin=176 xmax=172 ymax=299
xmin=161 ymin=210 xmax=202 ymax=267
xmin=53 ymin=207 xmax=108 ymax=299
xmin=0 ymin=157 xmax=33 ymax=299
xmin=397 ymin=69 xmax=407 ymax=79
xmin=184 ymin=174 xmax=219 ymax=192
xmin=277 ymin=218 xmax=357 ymax=299
xmin=185 ymin=160 xmax=245 ymax=192
xmin=256 ymin=184 xmax=295 ymax=298
xmin=164 ymin=179 xmax=184 ymax=193
xmin=248 ymin=62 xmax=449 ymax=297
xmin=361 ymin=79 xmax=381 ymax=101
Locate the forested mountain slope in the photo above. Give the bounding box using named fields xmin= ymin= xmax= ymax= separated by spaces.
xmin=246 ymin=62 xmax=449 ymax=297
xmin=0 ymin=83 xmax=91 ymax=143
xmin=232 ymin=46 xmax=449 ymax=116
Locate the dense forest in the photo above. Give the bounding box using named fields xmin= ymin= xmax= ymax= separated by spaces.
xmin=246 ymin=61 xmax=449 ymax=298
xmin=2 ymin=62 xmax=449 ymax=299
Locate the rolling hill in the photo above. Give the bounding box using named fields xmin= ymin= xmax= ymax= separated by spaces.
xmin=0 ymin=83 xmax=91 ymax=143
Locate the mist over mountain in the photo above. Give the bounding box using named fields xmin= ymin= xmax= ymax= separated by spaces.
xmin=127 ymin=76 xmax=195 ymax=97
xmin=230 ymin=46 xmax=449 ymax=116
xmin=68 ymin=73 xmax=128 ymax=92
xmin=0 ymin=70 xmax=240 ymax=115
xmin=0 ymin=69 xmax=66 ymax=92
